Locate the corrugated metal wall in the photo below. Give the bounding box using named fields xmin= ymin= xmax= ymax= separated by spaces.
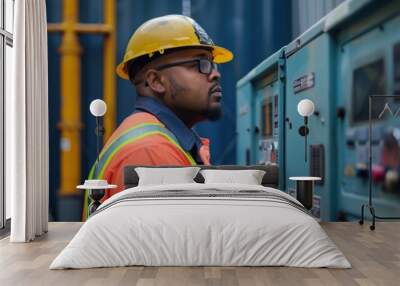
xmin=80 ymin=0 xmax=104 ymax=204
xmin=46 ymin=0 xmax=61 ymax=220
xmin=291 ymin=0 xmax=345 ymax=37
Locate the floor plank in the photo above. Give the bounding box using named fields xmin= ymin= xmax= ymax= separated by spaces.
xmin=0 ymin=222 xmax=399 ymax=286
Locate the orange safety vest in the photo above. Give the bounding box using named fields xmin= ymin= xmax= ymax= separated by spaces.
xmin=83 ymin=111 xmax=210 ymax=219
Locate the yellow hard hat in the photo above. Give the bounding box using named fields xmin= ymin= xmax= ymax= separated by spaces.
xmin=116 ymin=14 xmax=234 ymax=80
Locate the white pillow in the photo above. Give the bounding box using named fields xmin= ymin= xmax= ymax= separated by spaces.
xmin=135 ymin=167 xmax=200 ymax=186
xmin=200 ymin=169 xmax=266 ymax=185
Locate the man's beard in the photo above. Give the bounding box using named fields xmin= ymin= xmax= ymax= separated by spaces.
xmin=200 ymin=83 xmax=223 ymax=121
xmin=201 ymin=102 xmax=222 ymax=121
xmin=170 ymin=78 xmax=223 ymax=121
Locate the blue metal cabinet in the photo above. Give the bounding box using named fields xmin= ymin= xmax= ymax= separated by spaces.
xmin=285 ymin=33 xmax=336 ymax=221
xmin=236 ymin=49 xmax=286 ymax=189
xmin=253 ymin=82 xmax=281 ymax=166
xmin=236 ymin=83 xmax=253 ymax=165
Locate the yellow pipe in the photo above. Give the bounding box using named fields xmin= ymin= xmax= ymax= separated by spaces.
xmin=76 ymin=23 xmax=113 ymax=34
xmin=48 ymin=23 xmax=113 ymax=34
xmin=47 ymin=23 xmax=65 ymax=32
xmin=48 ymin=1 xmax=117 ymax=196
xmin=103 ymin=0 xmax=116 ymax=141
xmin=59 ymin=0 xmax=82 ymax=196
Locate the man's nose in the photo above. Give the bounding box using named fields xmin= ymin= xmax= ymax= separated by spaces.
xmin=208 ymin=68 xmax=221 ymax=81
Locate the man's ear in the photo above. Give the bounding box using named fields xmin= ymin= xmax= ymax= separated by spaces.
xmin=145 ymin=69 xmax=166 ymax=94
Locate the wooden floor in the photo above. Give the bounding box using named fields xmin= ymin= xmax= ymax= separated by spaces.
xmin=0 ymin=222 xmax=399 ymax=286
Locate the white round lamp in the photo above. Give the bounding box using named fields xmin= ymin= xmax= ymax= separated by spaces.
xmin=90 ymin=99 xmax=107 ymax=117
xmin=297 ymin=99 xmax=315 ymax=162
xmin=297 ymin=99 xmax=315 ymax=117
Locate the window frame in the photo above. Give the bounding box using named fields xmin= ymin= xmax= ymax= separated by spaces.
xmin=261 ymin=99 xmax=273 ymax=138
xmin=0 ymin=0 xmax=14 ymax=233
xmin=394 ymin=42 xmax=400 ymax=95
xmin=351 ymin=57 xmax=387 ymax=125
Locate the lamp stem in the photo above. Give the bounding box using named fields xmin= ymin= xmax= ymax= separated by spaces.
xmin=304 ymin=116 xmax=308 ymax=162
xmin=95 ymin=116 xmax=101 ymax=176
xmin=368 ymin=96 xmax=372 ymax=205
xmin=305 ymin=134 xmax=307 ymax=162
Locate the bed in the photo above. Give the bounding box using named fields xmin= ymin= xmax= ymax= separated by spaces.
xmin=50 ymin=165 xmax=351 ymax=269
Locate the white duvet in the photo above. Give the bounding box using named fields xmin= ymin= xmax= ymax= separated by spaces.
xmin=50 ymin=183 xmax=351 ymax=269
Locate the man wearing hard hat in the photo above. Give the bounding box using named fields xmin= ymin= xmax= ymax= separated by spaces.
xmin=84 ymin=14 xmax=233 ymax=213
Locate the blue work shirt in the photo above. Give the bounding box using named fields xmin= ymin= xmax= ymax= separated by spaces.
xmin=134 ymin=96 xmax=205 ymax=164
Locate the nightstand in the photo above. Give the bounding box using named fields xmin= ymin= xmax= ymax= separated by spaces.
xmin=289 ymin=176 xmax=321 ymax=210
xmin=77 ymin=180 xmax=117 ymax=215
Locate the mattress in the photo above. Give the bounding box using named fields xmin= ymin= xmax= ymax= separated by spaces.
xmin=50 ymin=183 xmax=351 ymax=269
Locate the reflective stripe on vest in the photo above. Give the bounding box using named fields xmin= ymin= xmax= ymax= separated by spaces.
xmin=83 ymin=122 xmax=197 ymax=220
xmin=88 ymin=122 xmax=196 ymax=180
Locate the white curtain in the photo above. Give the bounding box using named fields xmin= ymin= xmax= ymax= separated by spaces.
xmin=7 ymin=0 xmax=49 ymax=242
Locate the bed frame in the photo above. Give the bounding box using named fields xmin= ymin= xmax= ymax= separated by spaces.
xmin=123 ymin=164 xmax=279 ymax=189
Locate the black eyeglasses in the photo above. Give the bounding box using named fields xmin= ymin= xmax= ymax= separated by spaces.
xmin=155 ymin=58 xmax=218 ymax=75
xmin=135 ymin=58 xmax=218 ymax=86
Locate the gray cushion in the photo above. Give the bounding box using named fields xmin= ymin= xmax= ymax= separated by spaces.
xmin=123 ymin=164 xmax=279 ymax=189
